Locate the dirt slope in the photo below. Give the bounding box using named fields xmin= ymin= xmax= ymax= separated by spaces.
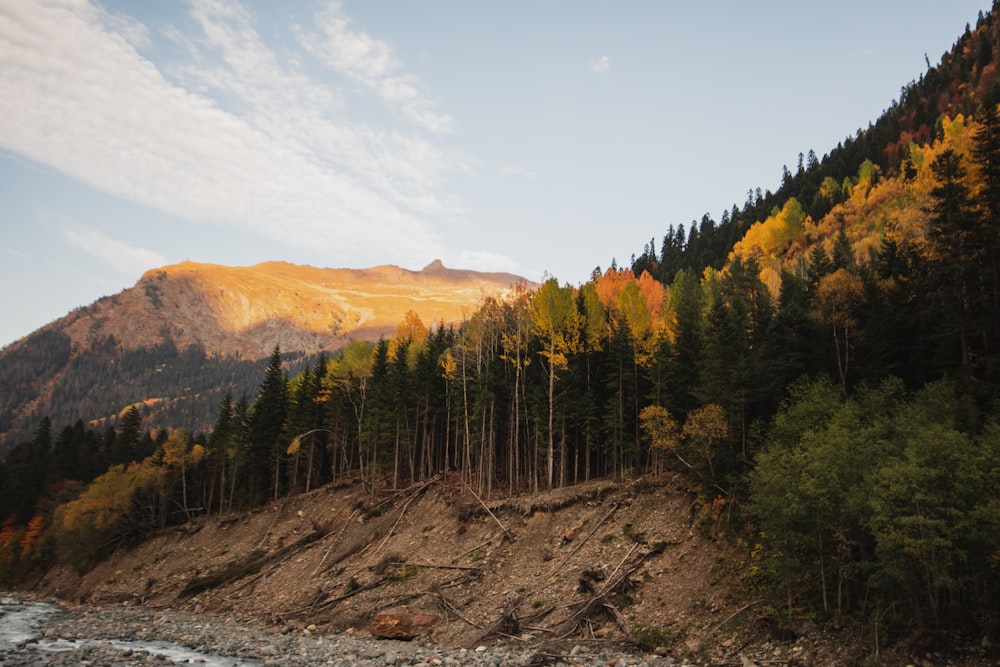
xmin=32 ymin=474 xmax=870 ymax=665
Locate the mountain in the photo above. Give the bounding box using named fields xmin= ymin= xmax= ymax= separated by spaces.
xmin=0 ymin=259 xmax=530 ymax=452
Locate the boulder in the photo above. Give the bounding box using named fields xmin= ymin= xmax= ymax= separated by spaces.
xmin=368 ymin=610 xmax=439 ymax=640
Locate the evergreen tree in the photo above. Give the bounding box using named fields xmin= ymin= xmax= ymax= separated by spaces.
xmin=249 ymin=346 xmax=289 ymax=502
xmin=926 ymin=149 xmax=985 ymax=396
xmin=668 ymin=269 xmax=703 ymax=413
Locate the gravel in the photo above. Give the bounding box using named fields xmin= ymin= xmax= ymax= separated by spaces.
xmin=1 ymin=598 xmax=698 ymax=667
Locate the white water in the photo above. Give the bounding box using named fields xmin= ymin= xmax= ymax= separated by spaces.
xmin=0 ymin=596 xmax=59 ymax=646
xmin=0 ymin=596 xmax=263 ymax=666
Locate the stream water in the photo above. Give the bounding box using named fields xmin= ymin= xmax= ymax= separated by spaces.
xmin=0 ymin=596 xmax=263 ymax=666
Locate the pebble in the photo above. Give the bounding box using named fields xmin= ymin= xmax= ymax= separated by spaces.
xmin=0 ymin=597 xmax=715 ymax=667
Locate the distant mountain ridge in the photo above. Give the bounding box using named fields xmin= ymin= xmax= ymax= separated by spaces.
xmin=0 ymin=260 xmax=531 ymax=452
xmin=53 ymin=259 xmax=528 ymax=358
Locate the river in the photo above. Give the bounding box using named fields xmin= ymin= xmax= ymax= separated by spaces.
xmin=0 ymin=596 xmax=263 ymax=666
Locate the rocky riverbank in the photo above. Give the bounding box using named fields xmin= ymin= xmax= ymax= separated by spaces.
xmin=2 ymin=596 xmax=702 ymax=667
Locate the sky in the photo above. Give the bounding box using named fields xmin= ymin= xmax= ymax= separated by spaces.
xmin=0 ymin=0 xmax=991 ymax=349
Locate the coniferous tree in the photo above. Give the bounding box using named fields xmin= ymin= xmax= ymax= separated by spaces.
xmin=209 ymin=392 xmax=235 ymax=513
xmin=250 ymin=346 xmax=289 ymax=502
xmin=926 ymin=149 xmax=983 ymax=394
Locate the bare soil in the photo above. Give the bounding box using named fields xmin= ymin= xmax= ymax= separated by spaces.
xmin=30 ymin=474 xmax=995 ymax=666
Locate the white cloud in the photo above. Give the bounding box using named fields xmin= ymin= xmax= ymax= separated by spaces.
xmin=593 ymin=55 xmax=610 ymax=74
xmin=0 ymin=0 xmax=467 ymax=267
xmin=99 ymin=6 xmax=152 ymax=52
xmin=298 ymin=2 xmax=455 ymax=134
xmin=455 ymin=249 xmax=521 ymax=275
xmin=62 ymin=225 xmax=167 ymax=275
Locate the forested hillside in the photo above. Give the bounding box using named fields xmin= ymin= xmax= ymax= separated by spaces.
xmin=0 ymin=260 xmax=526 ymax=451
xmin=3 ymin=1 xmax=1000 ymax=653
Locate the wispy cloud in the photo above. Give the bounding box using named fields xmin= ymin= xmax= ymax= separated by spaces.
xmin=0 ymin=0 xmax=467 ymax=268
xmin=62 ymin=225 xmax=167 ymax=275
xmin=593 ymin=55 xmax=610 ymax=75
xmin=298 ymin=2 xmax=455 ymax=135
xmin=456 ymin=249 xmax=522 ymax=275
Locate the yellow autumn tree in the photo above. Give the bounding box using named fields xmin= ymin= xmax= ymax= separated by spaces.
xmin=389 ymin=309 xmax=429 ymax=370
xmin=734 ymin=198 xmax=808 ymax=260
xmin=162 ymin=429 xmax=205 ymax=521
xmin=531 ymin=278 xmax=582 ymax=489
xmin=813 ymin=268 xmax=865 ymax=390
xmin=682 ymin=404 xmax=730 ymax=483
xmin=52 ymin=460 xmax=165 ymax=572
xmin=639 ymin=405 xmax=680 ymax=475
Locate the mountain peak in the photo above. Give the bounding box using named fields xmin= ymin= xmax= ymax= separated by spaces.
xmin=422 ymin=259 xmax=447 ymax=272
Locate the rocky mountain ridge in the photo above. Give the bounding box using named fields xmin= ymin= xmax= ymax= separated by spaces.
xmin=50 ymin=259 xmax=529 ymax=359
xmin=0 ymin=259 xmax=530 ymax=451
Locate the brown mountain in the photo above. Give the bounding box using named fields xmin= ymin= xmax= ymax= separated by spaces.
xmin=0 ymin=259 xmax=531 ymax=451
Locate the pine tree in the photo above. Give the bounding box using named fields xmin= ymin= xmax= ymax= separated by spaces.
xmin=250 ymin=346 xmax=289 ymax=502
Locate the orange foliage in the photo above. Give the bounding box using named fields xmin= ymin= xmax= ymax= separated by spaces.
xmin=593 ymin=267 xmax=636 ymax=314
xmin=19 ymin=514 xmax=45 ymax=557
xmin=636 ymin=271 xmax=666 ymax=320
xmin=0 ymin=515 xmax=20 ymax=548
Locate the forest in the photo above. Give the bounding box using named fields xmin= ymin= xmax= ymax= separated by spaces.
xmin=3 ymin=1 xmax=1000 ymax=646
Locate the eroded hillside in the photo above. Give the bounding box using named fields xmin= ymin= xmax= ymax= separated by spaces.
xmin=33 ymin=474 xmax=868 ymax=666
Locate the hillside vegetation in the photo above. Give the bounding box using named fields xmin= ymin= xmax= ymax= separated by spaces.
xmin=0 ymin=260 xmax=527 ymax=451
xmin=3 ymin=3 xmax=1000 ymax=663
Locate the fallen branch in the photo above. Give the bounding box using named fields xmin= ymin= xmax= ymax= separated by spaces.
xmin=180 ymin=523 xmax=329 ymax=599
xmin=552 ymin=541 xmax=673 ymax=639
xmin=470 ymin=596 xmax=525 ymax=647
xmin=431 ymin=586 xmax=482 ymax=629
xmin=372 ymin=483 xmax=427 ymax=556
xmin=294 ymin=575 xmax=391 ymax=615
xmin=312 ymin=508 xmax=361 ymax=576
xmin=411 ymin=562 xmax=481 ymax=571
xmin=702 ymin=599 xmax=765 ymax=634
xmin=554 ymin=502 xmax=620 ymax=571
xmin=455 ymin=533 xmax=503 ymax=561
xmin=462 ymin=479 xmax=511 ymax=536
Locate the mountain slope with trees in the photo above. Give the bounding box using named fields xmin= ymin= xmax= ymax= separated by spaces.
xmin=0 ymin=260 xmax=528 ymax=453
xmin=3 ymin=3 xmax=1000 ymax=661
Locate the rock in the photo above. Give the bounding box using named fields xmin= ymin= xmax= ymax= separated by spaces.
xmin=368 ymin=610 xmax=439 ymax=640
xmin=792 ymin=618 xmax=818 ymax=638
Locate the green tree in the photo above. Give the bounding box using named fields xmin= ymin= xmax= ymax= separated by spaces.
xmin=667 ymin=269 xmax=702 ymax=412
xmin=926 ymin=148 xmax=982 ymax=389
xmin=530 ymin=278 xmax=582 ymax=489
xmin=250 ymin=346 xmax=289 ymax=502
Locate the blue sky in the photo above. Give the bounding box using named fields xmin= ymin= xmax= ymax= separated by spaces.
xmin=0 ymin=0 xmax=989 ymax=349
